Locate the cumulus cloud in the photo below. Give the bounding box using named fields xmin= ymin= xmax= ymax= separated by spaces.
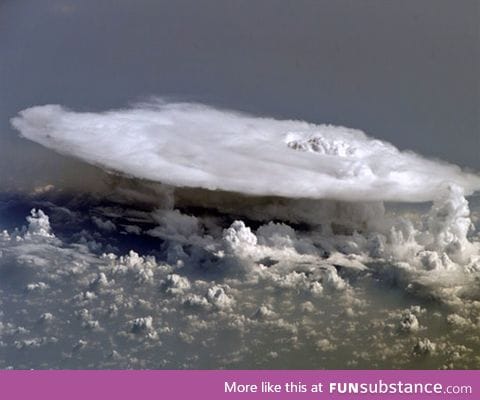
xmin=11 ymin=100 xmax=480 ymax=202
xmin=26 ymin=209 xmax=55 ymax=239
xmin=1 ymin=202 xmax=480 ymax=369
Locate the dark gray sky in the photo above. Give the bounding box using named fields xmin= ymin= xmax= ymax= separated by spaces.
xmin=1 ymin=0 xmax=479 ymax=190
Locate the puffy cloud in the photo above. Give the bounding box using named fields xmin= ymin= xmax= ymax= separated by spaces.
xmin=222 ymin=221 xmax=257 ymax=252
xmin=163 ymin=274 xmax=191 ymax=295
xmin=206 ymin=285 xmax=234 ymax=309
xmin=399 ymin=310 xmax=420 ymax=333
xmin=129 ymin=316 xmax=155 ymax=336
xmin=26 ymin=209 xmax=55 ymax=239
xmin=1 ymin=177 xmax=480 ymax=369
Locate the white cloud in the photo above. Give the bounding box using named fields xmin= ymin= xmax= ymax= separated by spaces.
xmin=11 ymin=101 xmax=480 ymax=202
xmin=1 ymin=185 xmax=480 ymax=369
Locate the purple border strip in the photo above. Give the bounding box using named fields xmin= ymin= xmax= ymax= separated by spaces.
xmin=0 ymin=370 xmax=478 ymax=400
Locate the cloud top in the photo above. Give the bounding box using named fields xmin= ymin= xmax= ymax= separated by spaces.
xmin=11 ymin=101 xmax=480 ymax=202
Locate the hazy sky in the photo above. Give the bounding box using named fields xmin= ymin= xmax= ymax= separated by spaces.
xmin=1 ymin=0 xmax=479 ymax=190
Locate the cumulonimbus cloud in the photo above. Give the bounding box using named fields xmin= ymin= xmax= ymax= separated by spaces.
xmin=11 ymin=100 xmax=480 ymax=202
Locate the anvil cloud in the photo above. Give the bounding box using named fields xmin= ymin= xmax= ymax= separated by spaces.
xmin=11 ymin=101 xmax=480 ymax=202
